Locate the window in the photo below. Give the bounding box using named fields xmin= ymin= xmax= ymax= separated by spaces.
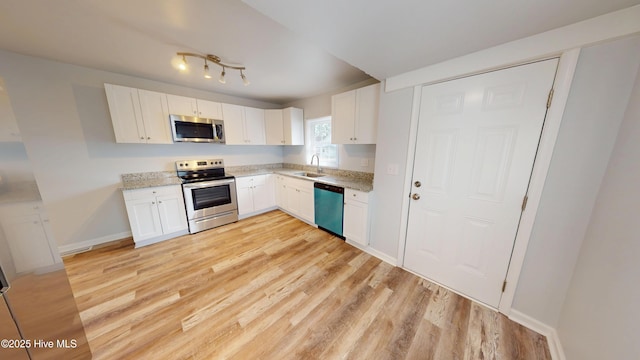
xmin=306 ymin=117 xmax=338 ymax=168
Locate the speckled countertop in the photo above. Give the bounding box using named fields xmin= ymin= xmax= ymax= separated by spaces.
xmin=121 ymin=171 xmax=183 ymax=190
xmin=228 ymin=163 xmax=374 ymax=192
xmin=120 ymin=164 xmax=374 ymax=192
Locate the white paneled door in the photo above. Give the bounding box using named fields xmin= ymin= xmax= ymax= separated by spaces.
xmin=404 ymin=59 xmax=558 ymax=307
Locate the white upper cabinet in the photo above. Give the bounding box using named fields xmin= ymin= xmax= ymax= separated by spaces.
xmin=138 ymin=89 xmax=172 ymax=144
xmin=244 ymin=107 xmax=266 ymax=145
xmin=265 ymin=109 xmax=284 ymax=145
xmin=222 ymin=103 xmax=266 ymax=145
xmin=166 ymin=94 xmax=223 ymax=120
xmin=166 ymin=94 xmax=198 ymax=116
xmin=105 ymin=84 xmax=172 ymax=144
xmin=265 ymin=107 xmax=304 ymax=145
xmin=196 ymin=99 xmax=223 ymax=119
xmin=331 ymin=83 xmax=380 ymax=144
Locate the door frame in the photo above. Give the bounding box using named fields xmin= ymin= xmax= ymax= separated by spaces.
xmin=395 ymin=49 xmax=581 ymax=314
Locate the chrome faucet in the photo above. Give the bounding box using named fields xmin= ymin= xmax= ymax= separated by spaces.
xmin=310 ymin=153 xmax=322 ymax=173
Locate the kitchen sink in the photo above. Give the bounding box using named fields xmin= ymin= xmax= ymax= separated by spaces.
xmin=294 ymin=172 xmax=326 ymax=178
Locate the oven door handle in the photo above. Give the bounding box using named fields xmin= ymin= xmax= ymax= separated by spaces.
xmin=183 ymin=178 xmax=235 ymax=189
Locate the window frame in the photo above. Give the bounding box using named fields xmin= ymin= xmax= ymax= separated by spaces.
xmin=305 ymin=116 xmax=339 ymax=169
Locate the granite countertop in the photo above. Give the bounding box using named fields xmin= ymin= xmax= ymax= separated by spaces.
xmin=229 ymin=166 xmax=374 ymax=192
xmin=120 ymin=171 xmax=183 ymax=190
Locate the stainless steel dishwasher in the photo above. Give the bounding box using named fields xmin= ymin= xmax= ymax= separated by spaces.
xmin=313 ymin=182 xmax=345 ymax=239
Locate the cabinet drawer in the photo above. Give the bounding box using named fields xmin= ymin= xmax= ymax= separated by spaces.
xmin=123 ymin=185 xmax=182 ymax=201
xmin=345 ymin=189 xmax=370 ymax=204
xmin=235 ymin=176 xmax=254 ymax=189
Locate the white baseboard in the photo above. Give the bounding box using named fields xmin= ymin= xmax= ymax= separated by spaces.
xmin=509 ymin=310 xmax=566 ymax=360
xmin=58 ymin=231 xmax=131 ymax=256
xmin=345 ymin=239 xmax=398 ymax=266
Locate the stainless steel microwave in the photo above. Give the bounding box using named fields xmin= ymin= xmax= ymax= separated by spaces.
xmin=170 ymin=114 xmax=225 ymax=143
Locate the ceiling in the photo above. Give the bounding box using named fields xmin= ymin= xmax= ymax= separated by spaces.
xmin=0 ymin=1 xmax=638 ymax=105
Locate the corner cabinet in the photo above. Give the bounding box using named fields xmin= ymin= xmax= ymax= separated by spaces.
xmin=122 ymin=185 xmax=188 ymax=247
xmin=105 ymin=84 xmax=172 ymax=144
xmin=265 ymin=107 xmax=304 ymax=145
xmin=331 ymin=83 xmax=380 ymax=144
xmin=343 ymin=189 xmax=371 ymax=246
xmin=221 ymin=103 xmax=266 ymax=145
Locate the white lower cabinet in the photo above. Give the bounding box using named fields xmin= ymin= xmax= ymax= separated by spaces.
xmin=343 ymin=189 xmax=371 ymax=246
xmin=0 ymin=202 xmax=61 ymax=273
xmin=123 ymin=185 xmax=188 ymax=247
xmin=282 ymin=177 xmax=314 ymax=224
xmin=236 ymin=174 xmax=276 ymax=217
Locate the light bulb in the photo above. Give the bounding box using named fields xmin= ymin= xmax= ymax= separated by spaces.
xmin=219 ymin=68 xmax=226 ymax=84
xmin=178 ymin=55 xmax=187 ymax=71
xmin=204 ymin=63 xmax=211 ymax=79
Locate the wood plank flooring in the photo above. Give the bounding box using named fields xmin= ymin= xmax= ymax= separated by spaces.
xmin=63 ymin=210 xmax=551 ymax=360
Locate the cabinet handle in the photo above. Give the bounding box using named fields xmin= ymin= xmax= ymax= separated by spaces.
xmin=354 ymin=137 xmax=357 ymax=141
xmin=353 ymin=193 xmax=357 ymax=197
xmin=140 ymin=136 xmax=144 ymax=140
xmin=158 ymin=201 xmax=162 ymax=204
xmin=33 ymin=220 xmax=39 ymax=224
xmin=147 ymin=136 xmax=151 ymax=140
xmin=152 ymin=201 xmax=155 ymax=204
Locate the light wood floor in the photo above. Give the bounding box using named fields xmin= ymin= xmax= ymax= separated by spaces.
xmin=64 ymin=210 xmax=550 ymax=360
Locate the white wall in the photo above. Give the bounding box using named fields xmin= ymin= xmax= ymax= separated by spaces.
xmin=511 ymin=36 xmax=640 ymax=326
xmin=282 ymin=79 xmax=379 ymax=172
xmin=557 ymin=59 xmax=640 ymax=360
xmin=0 ymin=49 xmax=284 ymax=249
xmin=368 ymin=84 xmax=414 ymax=259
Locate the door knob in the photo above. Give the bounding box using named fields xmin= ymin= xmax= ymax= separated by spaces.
xmin=414 ymin=181 xmax=422 ymax=188
xmin=412 ymin=193 xmax=420 ymax=200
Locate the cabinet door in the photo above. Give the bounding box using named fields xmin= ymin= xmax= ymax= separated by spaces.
xmin=264 ymin=174 xmax=277 ymax=208
xmin=251 ymin=175 xmax=271 ymax=212
xmin=166 ymin=94 xmax=198 ymax=116
xmin=285 ymin=185 xmax=300 ymax=215
xmin=235 ymin=177 xmax=255 ymax=215
xmin=354 ymin=83 xmax=380 ymax=144
xmin=1 ymin=214 xmax=55 ymax=273
xmin=221 ymin=103 xmax=245 ymax=145
xmin=275 ymin=176 xmax=287 ymax=209
xmin=298 ymin=186 xmax=315 ymax=224
xmin=331 ymin=90 xmax=356 ymax=144
xmin=283 ymin=107 xmax=304 ymax=145
xmin=244 ymin=107 xmax=266 ymax=145
xmin=138 ymin=89 xmax=172 ymax=144
xmin=156 ymin=195 xmax=188 ymax=234
xmin=105 ymin=84 xmax=145 ymax=143
xmin=125 ymin=198 xmax=163 ymax=242
xmin=344 ymin=200 xmax=368 ymax=246
xmin=196 ymin=99 xmax=223 ymax=119
xmin=265 ymin=109 xmax=284 ymax=145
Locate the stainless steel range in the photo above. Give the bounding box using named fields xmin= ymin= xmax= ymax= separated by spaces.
xmin=176 ymin=159 xmax=238 ymax=234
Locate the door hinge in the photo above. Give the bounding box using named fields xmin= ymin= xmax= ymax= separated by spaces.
xmin=502 ymin=280 xmax=507 ymax=293
xmin=521 ymin=195 xmax=529 ymax=212
xmin=546 ymin=88 xmax=554 ymax=109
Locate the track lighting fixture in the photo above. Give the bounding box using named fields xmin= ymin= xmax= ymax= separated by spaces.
xmin=203 ymin=60 xmax=211 ymax=79
xmin=241 ymin=69 xmax=250 ymax=86
xmin=219 ymin=67 xmax=226 ymax=84
xmin=176 ymin=52 xmax=248 ymax=85
xmin=178 ymin=55 xmax=187 ymax=71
